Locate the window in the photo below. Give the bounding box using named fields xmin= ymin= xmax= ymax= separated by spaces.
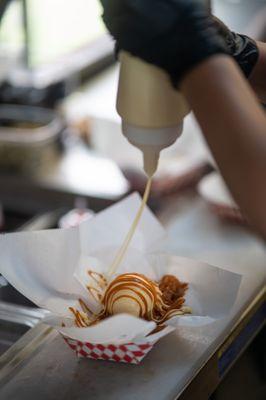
xmin=0 ymin=0 xmax=112 ymax=87
xmin=0 ymin=0 xmax=24 ymax=57
xmin=26 ymin=0 xmax=106 ymax=68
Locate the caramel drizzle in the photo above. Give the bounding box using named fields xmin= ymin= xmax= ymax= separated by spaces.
xmin=69 ymin=272 xmax=191 ymax=328
xmin=107 ymin=178 xmax=152 ymax=277
xmin=102 ymin=273 xmax=191 ymax=324
xmin=157 ymin=306 xmax=192 ymax=324
xmin=79 ymin=299 xmax=94 ymax=315
xmin=68 ymin=270 xmax=109 ymax=328
xmin=87 ymin=271 xmax=107 ymax=290
xmin=112 ymin=294 xmax=142 ymax=313
xmin=86 ymin=286 xmax=103 ymax=302
xmin=69 ymin=307 xmax=88 ymax=328
xmin=102 ymin=274 xmax=162 ymax=319
xmin=86 ymin=271 xmax=108 ymax=302
xmin=69 ymin=298 xmax=100 ymax=327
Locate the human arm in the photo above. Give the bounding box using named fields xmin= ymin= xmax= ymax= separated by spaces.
xmin=101 ymin=0 xmax=266 ymax=238
xmin=249 ymin=41 xmax=266 ymax=104
xmin=181 ymin=55 xmax=266 ymax=238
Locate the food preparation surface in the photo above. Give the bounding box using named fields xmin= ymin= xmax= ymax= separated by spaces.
xmin=0 ymin=198 xmax=264 ymax=400
xmin=0 ymin=328 xmax=221 ymax=400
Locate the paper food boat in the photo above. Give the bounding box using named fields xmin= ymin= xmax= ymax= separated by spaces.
xmin=62 ymin=327 xmax=170 ymax=364
xmin=0 ymin=194 xmax=242 ymax=364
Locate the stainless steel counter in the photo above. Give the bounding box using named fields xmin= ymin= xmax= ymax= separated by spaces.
xmin=0 ymin=328 xmax=220 ymax=400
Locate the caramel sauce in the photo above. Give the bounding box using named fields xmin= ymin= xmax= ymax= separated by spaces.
xmin=103 ymin=282 xmax=153 ymax=312
xmin=79 ymin=299 xmax=94 ymax=316
xmin=103 ymin=274 xmax=159 ymax=302
xmin=69 ymin=272 xmax=191 ymax=328
xmin=87 ymin=270 xmax=107 ymax=289
xmin=86 ymin=285 xmax=103 ymax=302
xmin=108 ymin=178 xmax=152 ymax=277
xmin=112 ymin=294 xmax=142 ymax=312
xmin=85 ymin=270 xmax=108 ymax=303
xmin=102 ymin=273 xmax=161 ymax=319
xmin=158 ymin=307 xmax=191 ymax=324
xmin=148 ymin=324 xmax=166 ymax=335
xmin=69 ymin=307 xmax=87 ymax=327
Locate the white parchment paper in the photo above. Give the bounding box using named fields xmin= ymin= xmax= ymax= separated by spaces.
xmin=0 ymin=193 xmax=242 ymax=344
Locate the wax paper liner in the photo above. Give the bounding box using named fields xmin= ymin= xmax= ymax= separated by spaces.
xmin=0 ymin=193 xmax=242 ymax=364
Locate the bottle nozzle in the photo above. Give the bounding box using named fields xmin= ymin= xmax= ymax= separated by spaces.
xmin=142 ymin=148 xmax=160 ymax=177
xmin=121 ymin=122 xmax=184 ymax=177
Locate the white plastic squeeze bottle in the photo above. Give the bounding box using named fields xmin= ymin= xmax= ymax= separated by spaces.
xmin=116 ymin=51 xmax=190 ymax=177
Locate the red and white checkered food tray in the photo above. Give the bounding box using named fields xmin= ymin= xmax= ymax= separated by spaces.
xmin=61 ymin=324 xmax=174 ymax=364
xmin=63 ymin=336 xmax=157 ymax=364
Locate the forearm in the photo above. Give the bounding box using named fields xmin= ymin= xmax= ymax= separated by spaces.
xmin=181 ymin=55 xmax=266 ymax=238
xmin=249 ymin=42 xmax=266 ymax=103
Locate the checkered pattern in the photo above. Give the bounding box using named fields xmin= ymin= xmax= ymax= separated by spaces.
xmin=63 ymin=336 xmax=155 ymax=364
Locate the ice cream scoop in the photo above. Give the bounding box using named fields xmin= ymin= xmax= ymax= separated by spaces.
xmin=70 ymin=272 xmax=191 ymax=328
xmin=102 ymin=273 xmax=163 ymax=319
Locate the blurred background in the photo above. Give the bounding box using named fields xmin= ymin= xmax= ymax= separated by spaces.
xmin=0 ymin=0 xmax=265 ymax=398
xmin=0 ymin=0 xmax=265 ymax=222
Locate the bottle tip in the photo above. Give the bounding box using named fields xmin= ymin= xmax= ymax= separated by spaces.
xmin=143 ymin=149 xmax=159 ymax=177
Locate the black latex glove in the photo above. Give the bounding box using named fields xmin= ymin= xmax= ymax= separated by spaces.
xmin=213 ymin=16 xmax=259 ymax=78
xmin=100 ymin=0 xmax=227 ymax=87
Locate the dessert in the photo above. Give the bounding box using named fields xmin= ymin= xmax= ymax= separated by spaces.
xmin=159 ymin=275 xmax=188 ymax=306
xmin=69 ymin=272 xmax=191 ymax=327
xmin=103 ymin=273 xmax=163 ymax=319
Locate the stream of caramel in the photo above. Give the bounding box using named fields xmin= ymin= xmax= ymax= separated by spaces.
xmin=107 ymin=177 xmax=152 ymax=277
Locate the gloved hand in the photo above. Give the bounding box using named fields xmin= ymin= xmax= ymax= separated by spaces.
xmin=213 ymin=16 xmax=259 ymax=78
xmin=100 ymin=0 xmax=227 ymax=87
